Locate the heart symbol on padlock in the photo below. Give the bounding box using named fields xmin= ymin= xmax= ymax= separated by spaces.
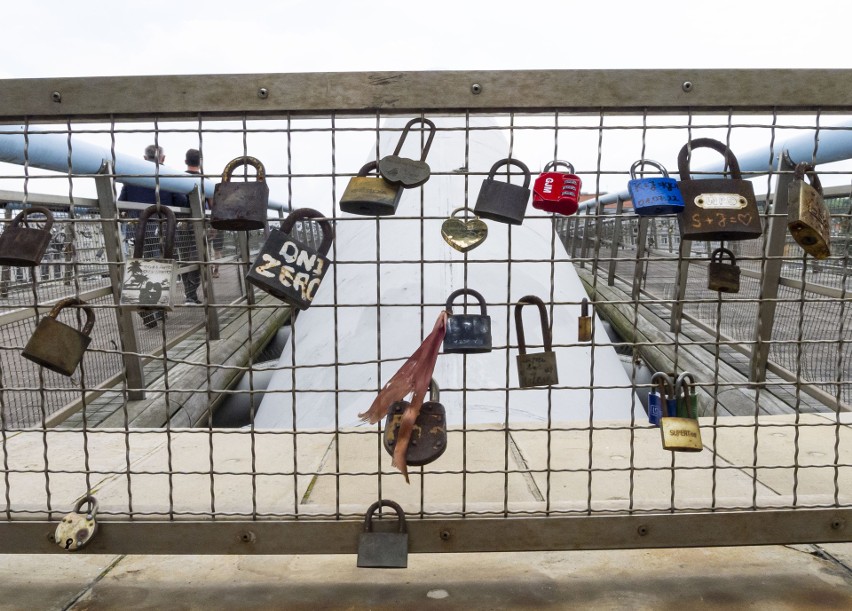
xmin=378 ymin=155 xmax=431 ymax=188
xmin=441 ymin=207 xmax=488 ymax=253
xmin=737 ymin=212 xmax=753 ymax=225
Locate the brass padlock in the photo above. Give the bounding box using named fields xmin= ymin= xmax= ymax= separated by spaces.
xmin=55 ymin=495 xmax=98 ymax=551
xmin=677 ymin=138 xmax=762 ymax=241
xmin=661 ymin=373 xmax=703 ymax=452
xmin=474 ymin=158 xmax=532 ymax=225
xmin=440 ymin=206 xmax=488 ymax=252
xmin=378 ymin=118 xmax=436 ymax=188
xmin=211 ymin=156 xmax=269 ymax=230
xmin=120 ymin=205 xmax=178 ymax=310
xmin=246 ymin=208 xmax=334 ymax=310
xmin=578 ymin=297 xmax=592 ymax=342
xmin=339 ymin=161 xmax=403 ymax=216
xmin=443 ymin=288 xmax=492 ymax=354
xmin=357 ymin=499 xmax=408 ymax=569
xmin=22 ymin=297 xmax=94 ymax=376
xmin=383 ymin=379 xmax=447 ymax=466
xmin=788 ymin=161 xmax=831 ymax=259
xmin=0 ymin=206 xmax=55 ymax=266
xmin=707 ymin=247 xmax=740 ymax=293
xmin=515 ymin=295 xmax=559 ymax=388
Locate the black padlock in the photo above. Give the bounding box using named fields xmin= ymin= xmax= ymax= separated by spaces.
xmin=120 ymin=205 xmax=178 ymax=310
xmin=515 ymin=295 xmax=559 ymax=388
xmin=22 ymin=297 xmax=95 ymax=376
xmin=443 ymin=288 xmax=492 ymax=354
xmin=473 ymin=158 xmax=532 ymax=225
xmin=357 ymin=499 xmax=408 ymax=569
xmin=677 ymin=138 xmax=762 ymax=241
xmin=339 ymin=161 xmax=403 ymax=216
xmin=211 ymin=156 xmax=269 ymax=230
xmin=383 ymin=379 xmax=447 ymax=466
xmin=246 ymin=208 xmax=334 ymax=310
xmin=378 ymin=118 xmax=436 ymax=188
xmin=707 ymin=247 xmax=740 ymax=293
xmin=0 ymin=206 xmax=55 ymax=266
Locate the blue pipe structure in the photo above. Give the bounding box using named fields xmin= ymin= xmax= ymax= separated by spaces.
xmin=0 ymin=125 xmax=288 ymax=211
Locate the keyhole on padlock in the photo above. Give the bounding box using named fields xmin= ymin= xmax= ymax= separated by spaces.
xmin=65 ymin=538 xmax=73 ymax=550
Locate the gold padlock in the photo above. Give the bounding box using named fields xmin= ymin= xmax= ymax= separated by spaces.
xmin=660 ymin=373 xmax=703 ymax=452
xmin=578 ymin=297 xmax=592 ymax=342
xmin=788 ymin=161 xmax=831 ymax=259
xmin=55 ymin=495 xmax=98 ymax=551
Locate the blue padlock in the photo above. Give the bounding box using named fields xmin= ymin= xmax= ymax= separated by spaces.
xmin=648 ymin=372 xmax=675 ymax=426
xmin=628 ymin=159 xmax=685 ymax=216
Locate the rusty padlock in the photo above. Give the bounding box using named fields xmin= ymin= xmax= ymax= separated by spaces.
xmin=0 ymin=206 xmax=55 ymax=266
xmin=578 ymin=297 xmax=592 ymax=342
xmin=515 ymin=295 xmax=559 ymax=388
xmin=383 ymin=379 xmax=447 ymax=466
xmin=707 ymin=247 xmax=740 ymax=293
xmin=211 ymin=156 xmax=269 ymax=230
xmin=339 ymin=161 xmax=403 ymax=216
xmin=55 ymin=495 xmax=99 ymax=551
xmin=677 ymin=138 xmax=762 ymax=241
xmin=443 ymin=288 xmax=492 ymax=354
xmin=357 ymin=499 xmax=408 ymax=568
xmin=661 ymin=373 xmax=703 ymax=452
xmin=22 ymin=297 xmax=94 ymax=376
xmin=246 ymin=208 xmax=334 ymax=310
xmin=378 ymin=118 xmax=436 ymax=188
xmin=474 ymin=158 xmax=532 ymax=225
xmin=788 ymin=161 xmax=831 ymax=259
xmin=120 ymin=205 xmax=178 ymax=310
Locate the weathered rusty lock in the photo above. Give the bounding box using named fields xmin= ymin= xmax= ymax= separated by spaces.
xmin=474 ymin=158 xmax=532 ymax=225
xmin=443 ymin=288 xmax=492 ymax=354
xmin=707 ymin=247 xmax=740 ymax=293
xmin=120 ymin=205 xmax=177 ymax=310
xmin=378 ymin=118 xmax=436 ymax=188
xmin=22 ymin=297 xmax=94 ymax=376
xmin=628 ymin=159 xmax=685 ymax=216
xmin=211 ymin=156 xmax=269 ymax=230
xmin=0 ymin=206 xmax=55 ymax=266
xmin=383 ymin=379 xmax=447 ymax=466
xmin=246 ymin=208 xmax=334 ymax=310
xmin=55 ymin=495 xmax=98 ymax=551
xmin=357 ymin=499 xmax=408 ymax=569
xmin=661 ymin=373 xmax=703 ymax=452
xmin=788 ymin=161 xmax=831 ymax=259
xmin=677 ymin=138 xmax=762 ymax=241
xmin=339 ymin=161 xmax=403 ymax=216
xmin=515 ymin=295 xmax=558 ymax=388
xmin=578 ymin=297 xmax=592 ymax=343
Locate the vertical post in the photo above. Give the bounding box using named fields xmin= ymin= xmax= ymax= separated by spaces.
xmin=94 ymin=163 xmax=145 ymax=400
xmin=579 ymin=203 xmax=593 ymax=268
xmin=238 ymin=231 xmax=255 ymax=305
xmin=632 ymin=217 xmax=649 ymax=301
xmin=608 ymin=196 xmax=625 ymax=286
xmin=591 ymin=201 xmax=604 ymax=277
xmin=187 ymin=187 xmax=219 ymax=340
xmin=669 ymin=236 xmax=693 ymax=333
xmin=570 ymin=214 xmax=580 ymax=259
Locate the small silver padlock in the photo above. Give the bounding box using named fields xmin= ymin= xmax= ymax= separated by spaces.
xmin=515 ymin=295 xmax=559 ymax=388
xmin=120 ymin=205 xmax=178 ymax=310
xmin=55 ymin=495 xmax=98 ymax=551
xmin=357 ymin=499 xmax=408 ymax=569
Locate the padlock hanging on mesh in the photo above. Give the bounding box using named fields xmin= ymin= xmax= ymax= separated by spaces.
xmin=474 ymin=158 xmax=532 ymax=225
xmin=443 ymin=288 xmax=492 ymax=354
xmin=22 ymin=297 xmax=95 ymax=377
xmin=383 ymin=379 xmax=447 ymax=467
xmin=627 ymin=159 xmax=685 ymax=216
xmin=339 ymin=161 xmax=403 ymax=216
xmin=660 ymin=372 xmax=703 ymax=452
xmin=211 ymin=155 xmax=269 ymax=230
xmin=788 ymin=161 xmax=831 ymax=259
xmin=0 ymin=206 xmax=55 ymax=266
xmin=532 ymin=160 xmax=582 ymax=216
xmin=514 ymin=295 xmax=558 ymax=388
xmin=119 ymin=205 xmax=178 ymax=311
xmin=377 ymin=118 xmax=436 ymax=188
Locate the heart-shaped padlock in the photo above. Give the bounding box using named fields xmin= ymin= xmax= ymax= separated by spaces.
xmin=378 ymin=118 xmax=436 ymax=188
xmin=441 ymin=207 xmax=488 ymax=252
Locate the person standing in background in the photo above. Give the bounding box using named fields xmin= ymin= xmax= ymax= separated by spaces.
xmin=186 ymin=148 xmax=222 ymax=278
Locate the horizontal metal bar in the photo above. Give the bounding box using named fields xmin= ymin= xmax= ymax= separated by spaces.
xmin=0 ymin=286 xmax=112 ymax=325
xmin=0 ymin=189 xmax=98 ymax=209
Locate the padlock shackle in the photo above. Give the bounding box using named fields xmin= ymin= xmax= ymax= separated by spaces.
xmin=710 ymin=246 xmax=736 ymax=264
xmin=363 ymin=499 xmax=407 ymax=534
xmin=446 ymin=288 xmax=487 ymax=316
xmin=629 ymin=159 xmax=669 ymax=180
xmin=793 ymin=162 xmax=823 ymax=195
xmin=542 ymin=160 xmax=575 ymax=174
xmin=73 ymin=494 xmax=99 ymax=518
xmin=581 ymin=297 xmax=590 ymax=317
xmin=221 ymin=155 xmax=266 ymax=183
xmin=428 ymin=378 xmax=439 ymax=403
xmin=514 ymin=295 xmax=552 ymax=355
xmin=356 ymin=161 xmax=380 ymax=177
xmin=488 ymin=158 xmax=532 ymax=189
xmin=449 ymin=206 xmax=478 ymax=220
xmin=392 ymin=118 xmax=437 ymax=161
xmin=10 ymin=206 xmax=55 ymax=232
xmin=280 ymin=208 xmax=335 ymax=257
xmin=674 ymin=371 xmax=695 ymax=403
xmin=48 ymin=297 xmax=95 ymax=337
xmin=677 ymin=138 xmax=743 ymax=181
xmin=133 ymin=205 xmax=176 ymax=260
xmin=651 ymin=371 xmax=674 ymax=403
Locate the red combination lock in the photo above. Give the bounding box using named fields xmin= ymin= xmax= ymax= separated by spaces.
xmin=532 ymin=160 xmax=581 ymax=216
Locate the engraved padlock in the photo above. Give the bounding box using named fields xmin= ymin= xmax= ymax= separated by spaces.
xmin=627 ymin=159 xmax=685 ymax=216
xmin=661 ymin=373 xmax=703 ymax=452
xmin=474 ymin=158 xmax=532 ymax=225
xmin=246 ymin=208 xmax=334 ymax=310
xmin=22 ymin=297 xmax=94 ymax=376
xmin=378 ymin=118 xmax=436 ymax=188
xmin=383 ymin=379 xmax=447 ymax=466
xmin=440 ymin=206 xmax=488 ymax=253
xmin=357 ymin=499 xmax=408 ymax=569
xmin=532 ymin=160 xmax=582 ymax=216
xmin=788 ymin=161 xmax=831 ymax=259
xmin=55 ymin=495 xmax=98 ymax=551
xmin=0 ymin=206 xmax=55 ymax=266
xmin=578 ymin=297 xmax=592 ymax=343
xmin=515 ymin=295 xmax=558 ymax=388
xmin=707 ymin=247 xmax=740 ymax=293
xmin=647 ymin=372 xmax=675 ymax=426
xmin=677 ymin=138 xmax=762 ymax=241
xmin=211 ymin=156 xmax=269 ymax=230
xmin=443 ymin=288 xmax=492 ymax=354
xmin=339 ymin=161 xmax=403 ymax=216
xmin=120 ymin=205 xmax=178 ymax=310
